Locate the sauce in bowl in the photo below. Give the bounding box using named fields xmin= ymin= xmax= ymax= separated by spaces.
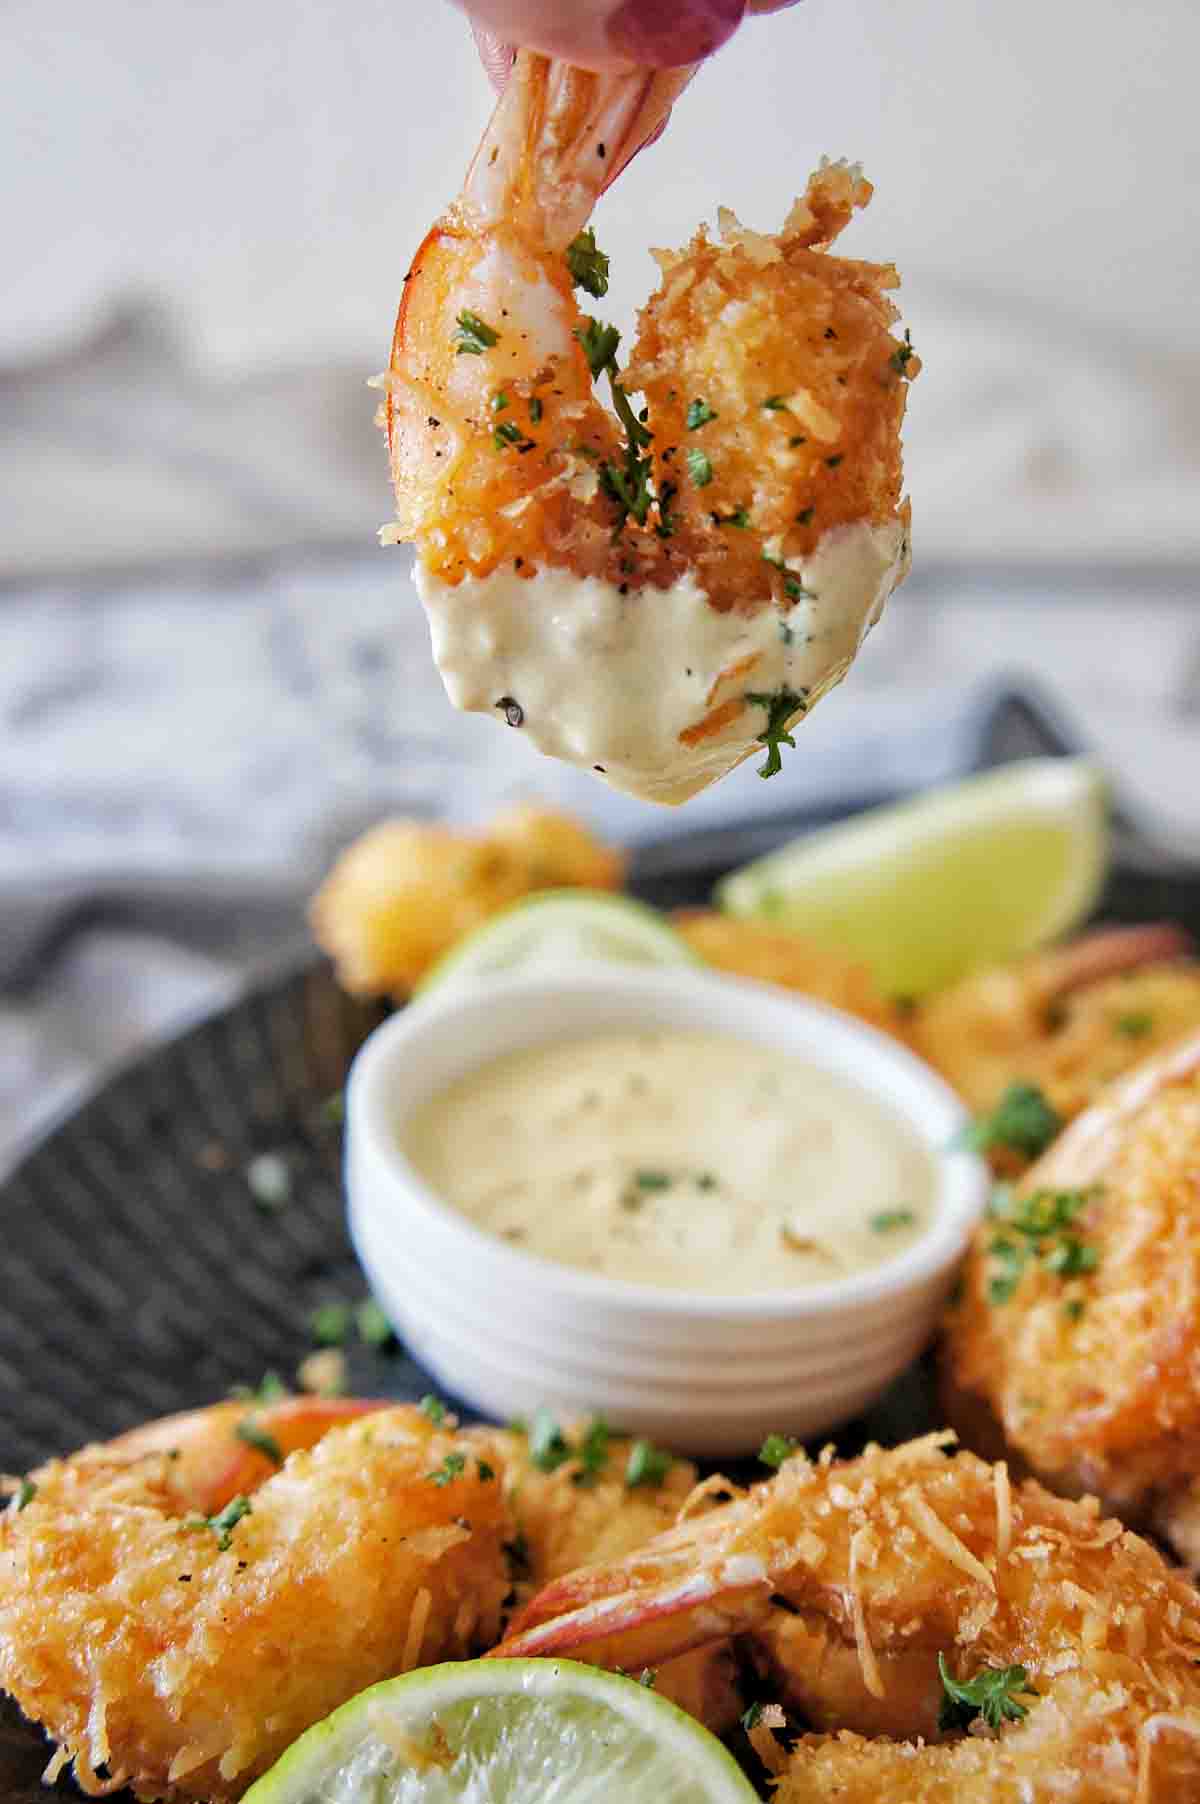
xmin=403 ymin=1028 xmax=936 ymax=1294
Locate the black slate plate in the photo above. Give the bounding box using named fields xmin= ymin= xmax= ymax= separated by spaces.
xmin=3 ymin=688 xmax=1200 ymax=1800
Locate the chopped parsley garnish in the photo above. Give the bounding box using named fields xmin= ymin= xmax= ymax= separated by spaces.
xmin=686 ymin=448 xmax=714 ymax=487
xmin=490 ymin=390 xmax=509 ymax=413
xmin=356 ymin=1298 xmax=396 ymax=1349
xmin=529 ymin=396 xmax=544 ymax=424
xmin=566 ymin=227 xmax=611 ymax=298
xmin=741 ymin=1701 xmax=764 ymax=1732
xmin=235 ymin=1419 xmax=283 ymax=1465
xmin=963 ymin=1082 xmax=1062 ymax=1161
xmin=697 ymin=1172 xmax=718 ymax=1191
xmin=762 ymin=395 xmax=790 ymax=411
xmin=758 ymin=1433 xmax=799 ymax=1469
xmin=528 ymin=1407 xmax=572 ymax=1473
xmin=1064 ymin=1296 xmax=1087 ymax=1322
xmin=795 ymin=506 xmax=815 ymax=526
xmin=745 ymin=687 xmax=807 ymax=778
xmin=986 ymin=1185 xmax=1100 ymax=1305
xmin=635 ymin=1170 xmax=672 ymax=1191
xmin=320 ymin=1090 xmax=345 ymax=1126
xmin=576 ymin=1416 xmax=612 ymax=1484
xmin=245 ymin=1152 xmax=291 ymax=1210
xmin=686 ymin=397 xmax=718 ymax=430
xmin=14 ymin=1478 xmax=36 ymax=1511
xmin=937 ymin=1655 xmax=1034 ymax=1732
xmin=311 ymin=1301 xmax=353 ymax=1346
xmin=454 ymin=310 xmax=500 ymax=355
xmin=494 ymin=419 xmax=535 ymax=453
xmin=870 ymin=1208 xmax=915 ymax=1233
xmin=477 ymin=1459 xmax=496 ymax=1482
xmin=1115 ymin=1010 xmax=1153 ymax=1038
xmin=625 ymin=1438 xmax=673 ymax=1488
xmin=638 ymin=1668 xmax=657 ymax=1688
xmin=825 ymin=454 xmax=843 ymax=469
xmin=198 ymin=1494 xmax=252 ymax=1552
xmin=231 ymin=1371 xmax=288 ymax=1406
xmin=427 ymin=1452 xmax=467 ymax=1487
xmin=420 ymin=1393 xmax=447 ymax=1424
xmin=889 ymin=329 xmax=917 ymax=376
xmin=713 ymin=506 xmax=751 ymax=528
xmin=575 ymin=317 xmax=622 ymax=379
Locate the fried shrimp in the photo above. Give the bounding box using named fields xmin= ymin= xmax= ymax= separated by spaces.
xmin=495 ymin=1435 xmax=1200 ymax=1801
xmin=309 ymin=803 xmax=624 ymax=996
xmin=914 ymin=923 xmax=1199 ymax=1126
xmin=0 ymin=1400 xmax=510 ymax=1800
xmin=945 ymin=1029 xmax=1200 ymax=1559
xmin=672 ymin=909 xmax=903 ymax=1035
xmin=383 ymin=51 xmax=917 ymax=803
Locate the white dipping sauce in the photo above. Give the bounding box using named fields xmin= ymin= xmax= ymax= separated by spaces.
xmin=403 ymin=1029 xmax=935 ymax=1294
xmin=416 ymin=519 xmax=909 ymax=805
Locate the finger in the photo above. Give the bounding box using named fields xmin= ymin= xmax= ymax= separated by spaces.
xmin=457 ymin=0 xmax=746 ymax=72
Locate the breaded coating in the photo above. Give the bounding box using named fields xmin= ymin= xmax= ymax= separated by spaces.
xmin=673 ymin=910 xmax=903 ymax=1035
xmin=944 ymin=1029 xmax=1200 ymax=1542
xmin=498 ymin=1435 xmax=1200 ymax=1801
xmin=915 ymin=924 xmax=1199 ymax=1124
xmin=0 ymin=1403 xmax=509 ymax=1800
xmin=310 ymin=803 xmax=624 ymax=996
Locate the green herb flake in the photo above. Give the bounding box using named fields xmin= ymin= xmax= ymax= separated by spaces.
xmin=529 ymin=396 xmax=544 ymax=424
xmin=762 ymin=395 xmax=790 ymax=412
xmin=311 ymin=1301 xmax=353 ymax=1347
xmin=638 ymin=1668 xmax=657 ymax=1689
xmin=490 ymin=390 xmax=509 ymax=413
xmin=795 ymin=506 xmax=815 ymax=526
xmin=566 ymin=227 xmax=611 ymax=299
xmin=745 ymin=687 xmax=807 ymax=779
xmin=574 ymin=318 xmax=621 ymax=380
xmin=870 ymin=1208 xmax=916 ymax=1233
xmin=419 ymin=1393 xmax=447 ymax=1425
xmin=625 ymin=1438 xmax=673 ymax=1488
xmin=1115 ymin=1010 xmax=1153 ymax=1038
xmin=759 ymin=1432 xmax=799 ymax=1470
xmin=937 ymin=1654 xmax=1035 ymax=1732
xmin=576 ymin=1416 xmax=612 ymax=1485
xmin=356 ymin=1298 xmax=396 ymax=1349
xmin=825 ymin=454 xmax=844 ymax=469
xmin=635 ymin=1170 xmax=672 ymax=1191
xmin=1064 ymin=1297 xmax=1086 ymax=1322
xmin=454 ymin=310 xmax=500 ymax=355
xmin=714 ymin=506 xmax=751 ymax=528
xmin=235 ymin=1419 xmax=283 ymax=1465
xmin=686 ymin=398 xmax=718 ymax=430
xmin=14 ymin=1478 xmax=36 ymax=1512
xmin=697 ymin=1172 xmax=719 ymax=1191
xmin=741 ymin=1701 xmax=764 ymax=1732
xmin=320 ymin=1090 xmax=345 ymax=1126
xmin=426 ymin=1452 xmax=467 ymax=1487
xmin=230 ymin=1371 xmax=288 ymax=1406
xmin=476 ymin=1459 xmax=496 ymax=1482
xmin=529 ymin=1407 xmax=572 ymax=1473
xmin=963 ymin=1082 xmax=1062 ymax=1161
xmin=686 ymin=448 xmax=713 ymax=487
xmin=889 ymin=329 xmax=917 ymax=376
xmin=199 ymin=1494 xmax=253 ymax=1552
xmin=246 ymin=1152 xmax=291 ymax=1210
xmin=494 ymin=419 xmax=534 ymax=453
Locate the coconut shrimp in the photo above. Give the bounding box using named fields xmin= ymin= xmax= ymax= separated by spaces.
xmin=383 ymin=51 xmax=917 ymax=804
xmin=496 ymin=1434 xmax=1200 ymax=1801
xmin=672 ymin=910 xmax=905 ymax=1036
xmin=945 ymin=1030 xmax=1200 ymax=1555
xmin=0 ymin=1399 xmax=510 ymax=1800
xmin=914 ymin=923 xmax=1200 ymax=1132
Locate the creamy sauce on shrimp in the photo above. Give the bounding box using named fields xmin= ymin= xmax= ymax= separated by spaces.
xmin=403 ymin=1028 xmax=934 ymax=1292
xmin=418 ymin=519 xmax=908 ymax=805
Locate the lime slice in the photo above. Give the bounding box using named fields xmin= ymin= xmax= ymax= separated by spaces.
xmin=717 ymin=757 xmax=1109 ymax=997
xmin=417 ymin=890 xmax=699 ymax=995
xmin=241 ymin=1659 xmax=760 ymax=1804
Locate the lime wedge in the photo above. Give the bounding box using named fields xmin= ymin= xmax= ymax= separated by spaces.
xmin=417 ymin=890 xmax=699 ymax=995
xmin=717 ymin=757 xmax=1109 ymax=997
xmin=241 ymin=1659 xmax=759 ymax=1804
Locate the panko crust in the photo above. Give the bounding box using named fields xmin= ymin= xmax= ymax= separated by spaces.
xmin=0 ymin=1408 xmax=510 ymax=1801
xmin=671 ymin=910 xmax=903 ymax=1035
xmin=944 ymin=1030 xmax=1200 ymax=1516
xmin=309 ymin=803 xmax=624 ymax=997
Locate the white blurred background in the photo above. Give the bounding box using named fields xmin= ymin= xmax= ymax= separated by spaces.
xmin=3 ymin=0 xmax=1200 ymax=1161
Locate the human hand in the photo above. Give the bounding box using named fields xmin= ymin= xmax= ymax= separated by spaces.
xmin=457 ymin=0 xmax=802 ymax=89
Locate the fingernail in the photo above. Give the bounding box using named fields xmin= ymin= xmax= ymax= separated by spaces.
xmin=609 ymin=0 xmax=746 ymax=67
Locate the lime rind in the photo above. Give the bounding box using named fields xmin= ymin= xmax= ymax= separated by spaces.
xmin=717 ymin=757 xmax=1109 ymax=997
xmin=242 ymin=1659 xmax=759 ymax=1804
xmin=417 ymin=890 xmax=699 ymax=996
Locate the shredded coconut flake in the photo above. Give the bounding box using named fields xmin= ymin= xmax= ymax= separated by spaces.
xmin=903 ymin=1488 xmax=995 ymax=1590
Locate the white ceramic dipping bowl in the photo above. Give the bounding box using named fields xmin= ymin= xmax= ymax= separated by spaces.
xmin=345 ymin=966 xmax=988 ymax=1456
